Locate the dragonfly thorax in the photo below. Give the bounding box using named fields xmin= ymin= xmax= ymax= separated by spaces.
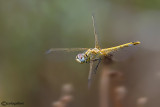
xmin=92 ymin=48 xmax=100 ymax=53
xmin=76 ymin=53 xmax=90 ymax=64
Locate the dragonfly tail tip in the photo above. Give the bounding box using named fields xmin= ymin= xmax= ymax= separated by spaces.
xmin=137 ymin=41 xmax=141 ymax=44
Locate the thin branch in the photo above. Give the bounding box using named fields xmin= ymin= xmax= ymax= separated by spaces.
xmin=99 ymin=57 xmax=113 ymax=107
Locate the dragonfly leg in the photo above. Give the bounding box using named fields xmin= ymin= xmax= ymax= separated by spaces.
xmin=94 ymin=58 xmax=101 ymax=74
xmin=92 ymin=58 xmax=101 ymax=61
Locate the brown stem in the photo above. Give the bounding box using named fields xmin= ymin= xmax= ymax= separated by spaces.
xmin=114 ymin=86 xmax=127 ymax=107
xmin=137 ymin=97 xmax=148 ymax=107
xmin=99 ymin=57 xmax=113 ymax=107
xmin=53 ymin=84 xmax=74 ymax=107
xmin=99 ymin=66 xmax=110 ymax=107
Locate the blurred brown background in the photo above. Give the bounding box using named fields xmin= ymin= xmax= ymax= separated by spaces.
xmin=0 ymin=0 xmax=160 ymax=107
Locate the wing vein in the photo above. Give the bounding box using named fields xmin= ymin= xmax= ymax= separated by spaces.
xmin=46 ymin=48 xmax=89 ymax=54
xmin=92 ymin=15 xmax=99 ymax=48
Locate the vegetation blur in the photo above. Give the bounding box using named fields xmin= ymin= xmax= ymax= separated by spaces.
xmin=0 ymin=0 xmax=160 ymax=107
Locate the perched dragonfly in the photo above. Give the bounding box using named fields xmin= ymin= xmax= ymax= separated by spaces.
xmin=46 ymin=15 xmax=140 ymax=88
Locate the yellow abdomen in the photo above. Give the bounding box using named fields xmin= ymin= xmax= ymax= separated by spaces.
xmin=100 ymin=41 xmax=140 ymax=56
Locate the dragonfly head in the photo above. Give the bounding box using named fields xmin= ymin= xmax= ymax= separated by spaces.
xmin=76 ymin=53 xmax=88 ymax=64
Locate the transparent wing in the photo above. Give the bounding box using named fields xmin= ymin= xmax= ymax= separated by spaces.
xmin=88 ymin=59 xmax=101 ymax=89
xmin=88 ymin=61 xmax=94 ymax=89
xmin=46 ymin=48 xmax=89 ymax=54
xmin=92 ymin=14 xmax=100 ymax=48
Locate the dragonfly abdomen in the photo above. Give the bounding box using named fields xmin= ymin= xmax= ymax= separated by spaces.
xmin=100 ymin=41 xmax=140 ymax=56
xmin=116 ymin=41 xmax=140 ymax=48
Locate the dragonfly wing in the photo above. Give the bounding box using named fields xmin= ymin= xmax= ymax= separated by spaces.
xmin=92 ymin=14 xmax=100 ymax=48
xmin=46 ymin=48 xmax=89 ymax=54
xmin=88 ymin=59 xmax=101 ymax=89
xmin=88 ymin=61 xmax=94 ymax=89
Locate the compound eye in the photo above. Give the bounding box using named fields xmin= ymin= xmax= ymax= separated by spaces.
xmin=78 ymin=54 xmax=81 ymax=58
xmin=76 ymin=55 xmax=78 ymax=59
xmin=78 ymin=54 xmax=82 ymax=58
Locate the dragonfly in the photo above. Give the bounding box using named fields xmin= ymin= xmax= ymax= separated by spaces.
xmin=46 ymin=15 xmax=140 ymax=88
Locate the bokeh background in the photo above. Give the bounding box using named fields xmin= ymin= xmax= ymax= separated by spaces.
xmin=0 ymin=0 xmax=160 ymax=107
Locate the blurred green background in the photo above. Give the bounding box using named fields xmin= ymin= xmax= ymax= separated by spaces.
xmin=0 ymin=0 xmax=160 ymax=107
